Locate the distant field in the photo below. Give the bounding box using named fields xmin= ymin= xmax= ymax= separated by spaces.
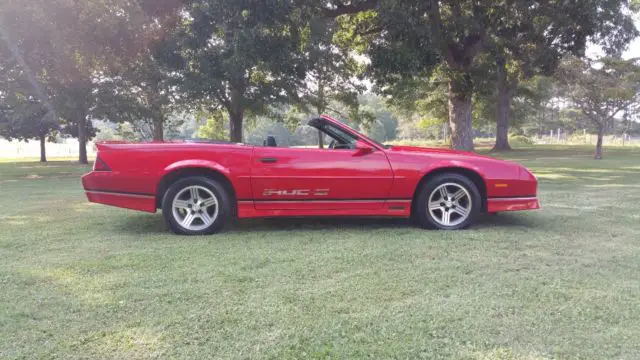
xmin=387 ymin=137 xmax=640 ymax=149
xmin=0 ymin=139 xmax=97 ymax=159
xmin=1 ymin=136 xmax=638 ymax=160
xmin=1 ymin=145 xmax=640 ymax=359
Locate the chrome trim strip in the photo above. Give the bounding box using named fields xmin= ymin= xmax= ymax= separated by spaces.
xmin=488 ymin=197 xmax=537 ymax=201
xmin=239 ymin=199 xmax=411 ymax=203
xmin=85 ymin=190 xmax=155 ymax=199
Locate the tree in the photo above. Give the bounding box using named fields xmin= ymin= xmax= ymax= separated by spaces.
xmin=359 ymin=93 xmax=399 ymax=141
xmin=376 ymin=66 xmax=450 ymax=142
xmin=360 ymin=1 xmax=500 ymax=150
xmin=301 ymin=52 xmax=364 ymax=147
xmin=0 ymin=92 xmax=57 ymax=162
xmin=298 ymin=14 xmax=371 ymax=147
xmin=339 ymin=0 xmax=638 ymax=151
xmin=0 ymin=53 xmax=58 ymax=162
xmin=197 ymin=109 xmax=229 ymax=140
xmin=558 ymin=57 xmax=640 ymax=159
xmin=157 ymin=0 xmax=318 ymax=143
xmin=93 ymin=52 xmax=178 ymax=141
xmin=486 ymin=0 xmax=637 ymax=151
xmin=0 ymin=0 xmax=156 ymax=163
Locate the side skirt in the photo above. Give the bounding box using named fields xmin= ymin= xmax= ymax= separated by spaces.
xmin=237 ymin=199 xmax=411 ymax=218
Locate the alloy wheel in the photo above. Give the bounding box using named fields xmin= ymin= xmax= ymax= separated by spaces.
xmin=171 ymin=185 xmax=219 ymax=231
xmin=427 ymin=183 xmax=472 ymax=227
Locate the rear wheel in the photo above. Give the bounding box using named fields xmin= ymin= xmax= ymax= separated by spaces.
xmin=161 ymin=176 xmax=231 ymax=235
xmin=415 ymin=173 xmax=481 ymax=230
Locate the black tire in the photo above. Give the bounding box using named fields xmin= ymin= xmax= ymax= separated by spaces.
xmin=414 ymin=173 xmax=481 ymax=230
xmin=161 ymin=176 xmax=231 ymax=235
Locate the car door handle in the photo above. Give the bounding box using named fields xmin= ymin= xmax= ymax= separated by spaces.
xmin=260 ymin=157 xmax=278 ymax=163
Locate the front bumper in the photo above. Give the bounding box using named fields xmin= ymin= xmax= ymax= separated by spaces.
xmin=487 ymin=197 xmax=540 ymax=213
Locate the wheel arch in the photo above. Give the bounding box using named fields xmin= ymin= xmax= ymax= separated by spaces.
xmin=411 ymin=166 xmax=488 ymax=216
xmin=156 ymin=164 xmax=237 ymax=215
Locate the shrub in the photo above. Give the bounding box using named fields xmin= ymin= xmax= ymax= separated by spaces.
xmin=509 ymin=134 xmax=534 ymax=145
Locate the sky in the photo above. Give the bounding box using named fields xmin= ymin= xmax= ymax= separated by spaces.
xmin=623 ymin=17 xmax=640 ymax=58
xmin=626 ymin=40 xmax=640 ymax=58
xmin=586 ymin=17 xmax=640 ymax=59
xmin=586 ymin=37 xmax=640 ymax=59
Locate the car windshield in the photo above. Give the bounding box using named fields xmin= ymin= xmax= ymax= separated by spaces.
xmin=312 ymin=117 xmax=389 ymax=149
xmin=345 ymin=124 xmax=388 ymax=149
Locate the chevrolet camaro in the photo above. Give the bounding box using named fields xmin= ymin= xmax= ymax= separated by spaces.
xmin=82 ymin=115 xmax=540 ymax=235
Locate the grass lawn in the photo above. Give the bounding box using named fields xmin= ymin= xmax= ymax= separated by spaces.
xmin=1 ymin=145 xmax=640 ymax=359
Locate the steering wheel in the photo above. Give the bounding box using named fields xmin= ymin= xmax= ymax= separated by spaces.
xmin=329 ymin=140 xmax=353 ymax=150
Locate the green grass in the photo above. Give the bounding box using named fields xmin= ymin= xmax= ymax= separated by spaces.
xmin=1 ymin=145 xmax=640 ymax=359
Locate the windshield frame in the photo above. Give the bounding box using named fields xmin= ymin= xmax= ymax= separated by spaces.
xmin=308 ymin=115 xmax=387 ymax=150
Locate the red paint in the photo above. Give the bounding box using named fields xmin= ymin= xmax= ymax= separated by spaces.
xmin=251 ymin=146 xmax=393 ymax=208
xmin=82 ymin=115 xmax=539 ymax=219
xmin=237 ymin=200 xmax=412 ymax=218
xmin=85 ymin=190 xmax=157 ymax=213
xmin=487 ymin=197 xmax=540 ymax=213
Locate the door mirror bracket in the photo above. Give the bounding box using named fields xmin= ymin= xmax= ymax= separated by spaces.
xmin=354 ymin=140 xmax=374 ymax=155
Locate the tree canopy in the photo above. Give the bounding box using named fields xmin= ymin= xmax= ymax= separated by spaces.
xmin=0 ymin=0 xmax=639 ymax=161
xmin=559 ymin=56 xmax=640 ymax=159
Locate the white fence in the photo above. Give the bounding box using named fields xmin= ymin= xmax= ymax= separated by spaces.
xmin=1 ymin=135 xmax=638 ymax=160
xmin=0 ymin=139 xmax=97 ymax=159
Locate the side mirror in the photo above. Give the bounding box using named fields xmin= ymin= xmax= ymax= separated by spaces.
xmin=354 ymin=140 xmax=374 ymax=154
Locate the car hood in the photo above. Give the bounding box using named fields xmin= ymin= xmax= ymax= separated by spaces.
xmin=387 ymin=145 xmax=494 ymax=160
xmin=386 ymin=145 xmax=524 ymax=177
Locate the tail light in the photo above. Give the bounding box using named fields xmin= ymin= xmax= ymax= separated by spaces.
xmin=93 ymin=155 xmax=111 ymax=171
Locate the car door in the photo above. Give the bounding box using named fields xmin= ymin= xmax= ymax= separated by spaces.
xmin=250 ymin=145 xmax=394 ymax=210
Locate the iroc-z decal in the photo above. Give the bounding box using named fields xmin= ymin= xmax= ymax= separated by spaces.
xmin=262 ymin=188 xmax=329 ymax=196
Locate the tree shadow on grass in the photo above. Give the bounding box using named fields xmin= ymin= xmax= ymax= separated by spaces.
xmin=532 ymin=167 xmax=640 ymax=184
xmin=232 ymin=217 xmax=412 ymax=233
xmin=110 ymin=213 xmax=168 ymax=236
xmin=113 ymin=212 xmax=537 ymax=235
xmin=472 ymin=213 xmax=540 ymax=229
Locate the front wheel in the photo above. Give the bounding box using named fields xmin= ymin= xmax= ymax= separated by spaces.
xmin=161 ymin=176 xmax=231 ymax=235
xmin=415 ymin=173 xmax=481 ymax=230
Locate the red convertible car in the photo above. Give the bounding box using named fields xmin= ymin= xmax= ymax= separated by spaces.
xmin=82 ymin=115 xmax=539 ymax=235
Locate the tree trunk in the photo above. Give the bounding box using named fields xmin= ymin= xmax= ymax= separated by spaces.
xmin=493 ymin=60 xmax=513 ymax=151
xmin=448 ymin=77 xmax=474 ymax=151
xmin=152 ymin=117 xmax=164 ymax=141
xmin=317 ymin=82 xmax=326 ymax=149
xmin=77 ymin=107 xmax=88 ymax=165
xmin=316 ymin=99 xmax=325 ymax=149
xmin=39 ymin=133 xmax=47 ymax=162
xmin=594 ymin=125 xmax=604 ymax=160
xmin=228 ymin=81 xmax=246 ymax=143
xmin=229 ymin=111 xmax=243 ymax=143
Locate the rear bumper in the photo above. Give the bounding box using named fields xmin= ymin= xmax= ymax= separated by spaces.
xmin=82 ymin=172 xmax=157 ymax=213
xmin=84 ymin=190 xmax=157 ymax=213
xmin=487 ymin=197 xmax=540 ymax=213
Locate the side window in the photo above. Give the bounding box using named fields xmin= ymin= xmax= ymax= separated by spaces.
xmin=287 ymin=122 xmax=359 ymax=150
xmin=290 ymin=125 xmax=326 ymax=148
xmin=322 ymin=123 xmax=358 ymax=150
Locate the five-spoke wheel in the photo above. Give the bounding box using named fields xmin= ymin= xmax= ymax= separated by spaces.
xmin=172 ymin=185 xmax=220 ymax=232
xmin=161 ymin=173 xmax=482 ymax=234
xmin=415 ymin=173 xmax=481 ymax=230
xmin=162 ymin=176 xmax=230 ymax=235
xmin=427 ymin=183 xmax=472 ymax=227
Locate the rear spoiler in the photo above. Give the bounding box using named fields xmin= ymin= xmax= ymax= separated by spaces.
xmin=95 ymin=141 xmax=129 ymax=152
xmin=95 ymin=139 xmax=238 ymax=152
